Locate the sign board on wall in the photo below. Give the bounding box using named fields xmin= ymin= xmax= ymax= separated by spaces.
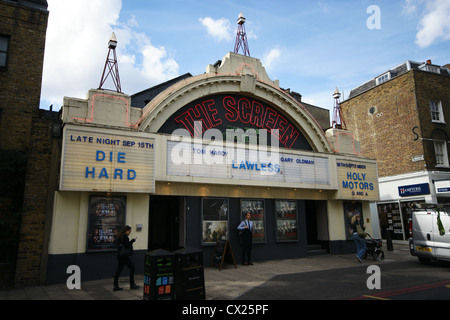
xmin=166 ymin=141 xmax=330 ymax=187
xmin=158 ymin=94 xmax=313 ymax=151
xmin=435 ymin=180 xmax=450 ymax=194
xmin=398 ymin=183 xmax=430 ymax=197
xmin=60 ymin=126 xmax=155 ymax=193
xmin=336 ymin=159 xmax=379 ymax=201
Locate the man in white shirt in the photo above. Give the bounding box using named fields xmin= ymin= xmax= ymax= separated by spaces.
xmin=237 ymin=212 xmax=254 ymax=265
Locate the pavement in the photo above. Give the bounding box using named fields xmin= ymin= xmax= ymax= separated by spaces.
xmin=0 ymin=242 xmax=413 ymax=300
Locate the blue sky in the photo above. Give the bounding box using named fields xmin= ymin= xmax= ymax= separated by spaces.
xmin=41 ymin=0 xmax=450 ymax=117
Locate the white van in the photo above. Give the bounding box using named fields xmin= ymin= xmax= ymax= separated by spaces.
xmin=410 ymin=208 xmax=450 ymax=263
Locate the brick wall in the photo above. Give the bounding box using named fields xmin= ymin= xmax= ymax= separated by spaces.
xmin=0 ymin=1 xmax=48 ymax=151
xmin=0 ymin=1 xmax=51 ymax=286
xmin=414 ymin=71 xmax=450 ymax=170
xmin=15 ymin=113 xmax=60 ymax=285
xmin=341 ymin=69 xmax=450 ymax=177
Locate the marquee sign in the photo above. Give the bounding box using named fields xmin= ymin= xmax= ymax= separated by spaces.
xmin=335 ymin=159 xmax=379 ymax=201
xmin=60 ymin=126 xmax=155 ymax=193
xmin=166 ymin=141 xmax=330 ymax=186
xmin=158 ymin=94 xmax=312 ymax=151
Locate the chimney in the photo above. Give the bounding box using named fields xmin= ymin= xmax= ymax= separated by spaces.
xmin=426 ymin=59 xmax=432 ymax=65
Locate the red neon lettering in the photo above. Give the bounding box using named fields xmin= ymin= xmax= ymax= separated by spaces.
xmin=273 ymin=115 xmax=288 ymax=138
xmin=175 ymin=95 xmax=301 ymax=149
xmin=223 ymin=96 xmax=238 ymax=122
xmin=250 ymin=101 xmax=266 ymax=127
xmin=203 ymin=99 xmax=222 ymax=127
xmin=175 ymin=111 xmax=195 ymax=136
xmin=280 ymin=124 xmax=300 ymax=149
xmin=192 ymin=104 xmax=212 ymax=131
xmin=238 ymin=98 xmax=252 ymax=124
xmin=264 ymin=107 xmax=277 ymax=131
xmin=175 ymin=104 xmax=211 ymax=137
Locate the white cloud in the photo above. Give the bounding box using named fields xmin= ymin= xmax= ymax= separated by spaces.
xmin=199 ymin=17 xmax=233 ymax=42
xmin=41 ymin=0 xmax=179 ymax=109
xmin=415 ymin=0 xmax=450 ymax=48
xmin=262 ymin=47 xmax=282 ymax=73
xmin=403 ymin=0 xmax=418 ymax=15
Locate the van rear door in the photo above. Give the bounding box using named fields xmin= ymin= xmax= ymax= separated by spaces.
xmin=433 ymin=210 xmax=450 ymax=261
xmin=411 ymin=210 xmax=434 ymax=258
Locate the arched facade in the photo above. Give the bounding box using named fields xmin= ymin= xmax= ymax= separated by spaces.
xmin=136 ymin=65 xmax=332 ymax=153
xmin=47 ymin=52 xmax=380 ymax=285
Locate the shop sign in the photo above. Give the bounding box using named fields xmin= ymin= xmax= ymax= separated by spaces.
xmin=166 ymin=141 xmax=330 ymax=186
xmin=336 ymin=160 xmax=379 ymax=201
xmin=398 ymin=183 xmax=430 ymax=197
xmin=435 ymin=180 xmax=450 ymax=194
xmin=60 ymin=126 xmax=155 ymax=193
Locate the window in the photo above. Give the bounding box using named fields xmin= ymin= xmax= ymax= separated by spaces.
xmin=430 ymin=100 xmax=445 ymax=123
xmin=434 ymin=140 xmax=449 ymax=167
xmin=376 ymin=72 xmax=390 ymax=85
xmin=419 ymin=63 xmax=441 ymax=74
xmin=0 ymin=35 xmax=10 ymax=68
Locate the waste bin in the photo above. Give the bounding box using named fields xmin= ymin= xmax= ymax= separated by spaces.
xmin=143 ymin=248 xmax=176 ymax=300
xmin=174 ymin=247 xmax=205 ymax=300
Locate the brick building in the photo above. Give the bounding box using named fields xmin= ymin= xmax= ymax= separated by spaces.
xmin=0 ymin=0 xmax=60 ymax=287
xmin=341 ymin=60 xmax=450 ymax=241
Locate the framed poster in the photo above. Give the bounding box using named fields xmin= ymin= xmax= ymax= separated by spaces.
xmin=201 ymin=198 xmax=228 ymax=245
xmin=241 ymin=199 xmax=266 ymax=243
xmin=275 ymin=200 xmax=298 ymax=242
xmin=344 ymin=201 xmax=363 ymax=240
xmin=87 ymin=195 xmax=126 ymax=252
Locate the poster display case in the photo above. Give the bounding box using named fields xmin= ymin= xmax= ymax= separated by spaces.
xmin=275 ymin=200 xmax=298 ymax=242
xmin=240 ymin=199 xmax=266 ymax=243
xmin=201 ymin=198 xmax=229 ymax=245
xmin=86 ymin=195 xmax=126 ymax=252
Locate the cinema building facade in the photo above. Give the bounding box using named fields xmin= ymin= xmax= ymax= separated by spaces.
xmin=46 ymin=53 xmax=380 ymax=283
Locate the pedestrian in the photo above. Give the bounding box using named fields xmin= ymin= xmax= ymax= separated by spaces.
xmin=113 ymin=225 xmax=140 ymax=291
xmin=351 ymin=214 xmax=366 ymax=263
xmin=237 ymin=212 xmax=254 ymax=265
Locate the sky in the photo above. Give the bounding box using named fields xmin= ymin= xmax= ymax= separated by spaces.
xmin=40 ymin=0 xmax=450 ymax=117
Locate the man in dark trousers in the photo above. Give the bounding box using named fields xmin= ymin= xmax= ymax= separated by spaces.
xmin=237 ymin=212 xmax=254 ymax=265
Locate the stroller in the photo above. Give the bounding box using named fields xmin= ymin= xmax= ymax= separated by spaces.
xmin=362 ymin=233 xmax=385 ymax=261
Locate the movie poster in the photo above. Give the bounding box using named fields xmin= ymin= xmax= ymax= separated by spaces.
xmin=202 ymin=198 xmax=228 ymax=245
xmin=241 ymin=199 xmax=266 ymax=243
xmin=87 ymin=195 xmax=126 ymax=251
xmin=275 ymin=200 xmax=298 ymax=242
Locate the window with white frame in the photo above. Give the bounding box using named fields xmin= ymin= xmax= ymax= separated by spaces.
xmin=430 ymin=100 xmax=444 ymax=123
xmin=434 ymin=140 xmax=449 ymax=167
xmin=419 ymin=64 xmax=441 ymax=74
xmin=376 ymin=72 xmax=390 ymax=85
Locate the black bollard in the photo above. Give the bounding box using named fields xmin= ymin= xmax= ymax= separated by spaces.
xmin=386 ymin=229 xmax=394 ymax=251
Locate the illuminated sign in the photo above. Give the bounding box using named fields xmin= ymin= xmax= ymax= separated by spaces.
xmin=158 ymin=94 xmax=312 ymax=150
xmin=336 ymin=160 xmax=379 ymax=200
xmin=60 ymin=126 xmax=155 ymax=193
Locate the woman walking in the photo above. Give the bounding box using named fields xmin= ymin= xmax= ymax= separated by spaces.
xmin=351 ymin=214 xmax=366 ymax=263
xmin=113 ymin=225 xmax=140 ymax=291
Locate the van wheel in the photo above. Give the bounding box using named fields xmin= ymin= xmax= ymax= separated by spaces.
xmin=418 ymin=257 xmax=431 ymax=263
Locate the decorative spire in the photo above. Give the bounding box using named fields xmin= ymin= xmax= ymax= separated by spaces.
xmin=98 ymin=32 xmax=122 ymax=93
xmin=332 ymin=87 xmax=346 ymax=129
xmin=233 ymin=12 xmax=250 ymax=56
